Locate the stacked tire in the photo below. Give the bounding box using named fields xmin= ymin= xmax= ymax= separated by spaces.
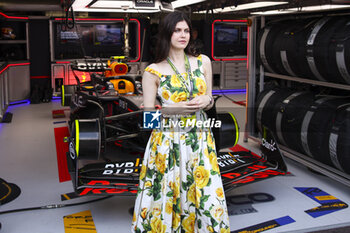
xmin=256 ymin=88 xmax=316 ymax=154
xmin=256 ymin=88 xmax=350 ymax=174
xmin=258 ymin=16 xmax=350 ymax=84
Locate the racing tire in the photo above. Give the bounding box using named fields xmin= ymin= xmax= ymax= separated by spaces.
xmin=71 ymin=118 xmax=101 ymax=160
xmin=212 ymin=112 xmax=239 ymax=151
xmin=328 ymin=103 xmax=350 ymax=174
xmin=61 ymin=85 xmax=77 ymax=107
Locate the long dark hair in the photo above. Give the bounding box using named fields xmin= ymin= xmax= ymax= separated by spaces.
xmin=154 ymin=11 xmax=198 ymax=63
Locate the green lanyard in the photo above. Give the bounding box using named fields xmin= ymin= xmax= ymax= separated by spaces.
xmin=167 ymin=54 xmax=193 ymax=99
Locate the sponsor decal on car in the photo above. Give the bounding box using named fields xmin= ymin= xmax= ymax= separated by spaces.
xmin=103 ymin=158 xmax=140 ymax=175
xmin=79 ymin=180 xmax=138 ymax=196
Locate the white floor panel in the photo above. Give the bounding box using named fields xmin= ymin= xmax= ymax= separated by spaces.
xmin=0 ymin=95 xmax=350 ymax=233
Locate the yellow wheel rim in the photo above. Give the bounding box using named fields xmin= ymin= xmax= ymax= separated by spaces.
xmin=75 ymin=120 xmax=80 ymax=157
xmin=61 ymin=85 xmax=65 ymax=106
xmin=228 ymin=112 xmax=239 ymax=147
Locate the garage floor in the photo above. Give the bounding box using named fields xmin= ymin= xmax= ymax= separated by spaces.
xmin=1 ymin=93 xmax=350 ymax=233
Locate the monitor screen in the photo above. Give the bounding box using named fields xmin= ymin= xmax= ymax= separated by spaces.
xmin=215 ymin=26 xmax=238 ymax=44
xmin=57 ymin=25 xmax=94 ymax=45
xmin=213 ymin=23 xmax=247 ymax=57
xmin=60 ymin=31 xmax=79 ymax=40
xmin=53 ymin=21 xmax=137 ymax=60
xmin=57 ymin=26 xmax=80 ymax=44
xmin=95 ymin=25 xmax=123 ymax=45
xmin=242 ymin=29 xmax=248 ymax=40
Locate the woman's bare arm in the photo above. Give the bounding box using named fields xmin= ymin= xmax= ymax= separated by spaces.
xmin=142 ymin=69 xmax=159 ymax=111
xmin=188 ymin=54 xmax=213 ymax=110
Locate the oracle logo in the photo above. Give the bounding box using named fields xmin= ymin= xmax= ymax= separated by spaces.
xmin=69 ymin=142 xmax=76 ymax=160
xmin=262 ymin=138 xmax=277 ymax=151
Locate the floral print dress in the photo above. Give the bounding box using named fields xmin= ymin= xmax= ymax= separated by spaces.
xmin=132 ymin=55 xmax=230 ymax=233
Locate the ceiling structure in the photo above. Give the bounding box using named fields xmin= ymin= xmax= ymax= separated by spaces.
xmin=1 ymin=0 xmax=350 ymax=16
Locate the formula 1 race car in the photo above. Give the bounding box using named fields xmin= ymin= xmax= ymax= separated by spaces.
xmin=61 ymin=58 xmax=288 ymax=197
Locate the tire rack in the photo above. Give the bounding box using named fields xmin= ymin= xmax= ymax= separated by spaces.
xmin=245 ymin=16 xmax=350 ymax=187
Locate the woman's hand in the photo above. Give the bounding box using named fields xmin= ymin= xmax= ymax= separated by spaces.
xmin=162 ymin=101 xmax=200 ymax=115
xmin=162 ymin=95 xmax=211 ymax=115
xmin=188 ymin=95 xmax=211 ymax=109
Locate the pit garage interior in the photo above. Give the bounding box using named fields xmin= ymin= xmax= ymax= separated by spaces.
xmin=1 ymin=0 xmax=350 ymax=233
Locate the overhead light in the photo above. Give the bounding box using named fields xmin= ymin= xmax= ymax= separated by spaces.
xmin=91 ymin=1 xmax=134 ymax=9
xmin=290 ymin=4 xmax=350 ymax=11
xmin=72 ymin=0 xmax=173 ymax=13
xmin=251 ymin=9 xmax=296 ymax=15
xmin=195 ymin=1 xmax=288 ymax=13
xmin=172 ymin=0 xmax=206 ymax=8
xmin=251 ymin=4 xmax=350 ymax=15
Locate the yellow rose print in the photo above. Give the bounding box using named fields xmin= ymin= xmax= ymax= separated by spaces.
xmin=145 ymin=181 xmax=152 ymax=188
xmin=194 ymin=166 xmax=210 ymax=189
xmin=220 ymin=228 xmax=230 ymax=233
xmin=212 ymin=162 xmax=220 ymax=174
xmin=209 ymin=151 xmax=220 ymax=173
xmin=170 ymin=75 xmax=181 ymax=87
xmin=140 ymin=207 xmax=147 ymax=219
xmin=207 ymin=132 xmax=214 ymax=149
xmin=165 ymin=199 xmax=173 ymax=214
xmin=204 ymin=147 xmax=209 ymax=158
xmin=132 ymin=211 xmax=136 ymax=222
xmin=207 ymin=226 xmax=214 ymax=232
xmin=152 ymin=131 xmax=163 ymax=145
xmin=155 ymin=153 xmax=166 ymax=174
xmin=196 ymin=77 xmax=207 ymax=95
xmin=152 ymin=204 xmax=162 ymax=216
xmin=195 ymin=187 xmax=202 ymax=208
xmin=210 ymin=205 xmax=224 ymax=221
xmin=151 ymin=141 xmax=157 ymax=153
xmin=187 ymin=183 xmax=196 ymax=204
xmin=150 ymin=216 xmax=166 ymax=233
xmin=172 ymin=213 xmax=181 ymax=229
xmin=216 ymin=187 xmax=224 ymax=200
xmin=177 ymin=91 xmax=187 ymax=102
xmin=182 ymin=212 xmax=196 ymax=233
xmin=149 ymin=153 xmax=156 ymax=165
xmin=171 ymin=91 xmax=187 ymax=103
xmin=171 ymin=91 xmax=178 ymax=103
xmin=162 ymin=90 xmax=170 ymax=100
xmin=173 ymin=180 xmax=180 ymax=200
xmin=139 ymin=165 xmax=146 ymax=180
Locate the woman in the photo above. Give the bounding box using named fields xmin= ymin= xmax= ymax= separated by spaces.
xmin=132 ymin=11 xmax=230 ymax=233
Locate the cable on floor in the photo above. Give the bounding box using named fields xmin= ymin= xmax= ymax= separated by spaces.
xmin=217 ymin=86 xmax=245 ymax=105
xmin=0 ymin=195 xmax=113 ymax=216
